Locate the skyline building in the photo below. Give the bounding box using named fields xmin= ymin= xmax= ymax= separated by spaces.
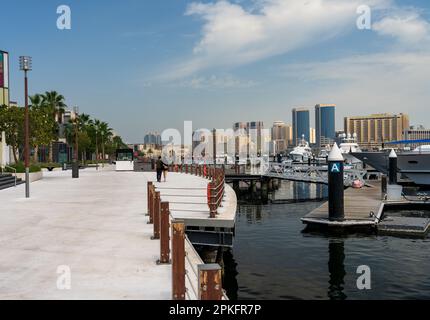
xmin=315 ymin=104 xmax=336 ymax=148
xmin=144 ymin=132 xmax=162 ymax=146
xmin=0 ymin=50 xmax=10 ymax=107
xmin=344 ymin=113 xmax=410 ymax=149
xmin=292 ymin=107 xmax=310 ymax=145
xmin=271 ymin=121 xmax=293 ymax=154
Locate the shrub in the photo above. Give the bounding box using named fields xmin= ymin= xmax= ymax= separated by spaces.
xmin=6 ymin=162 xmax=42 ymax=173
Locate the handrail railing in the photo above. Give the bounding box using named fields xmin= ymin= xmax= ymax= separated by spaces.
xmin=168 ymin=164 xmax=226 ymax=218
xmin=1 ymin=165 xmax=17 ymax=187
xmin=148 ymin=178 xmax=227 ymax=300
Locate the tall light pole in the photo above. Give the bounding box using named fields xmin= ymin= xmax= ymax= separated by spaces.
xmin=19 ymin=56 xmax=32 ymax=198
xmin=95 ymin=128 xmax=98 ymax=170
xmin=72 ymin=107 xmax=79 ymax=178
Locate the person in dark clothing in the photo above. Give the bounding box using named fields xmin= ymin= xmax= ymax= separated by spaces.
xmin=156 ymin=157 xmax=164 ymax=182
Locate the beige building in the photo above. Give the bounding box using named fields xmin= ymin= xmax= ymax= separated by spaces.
xmin=271 ymin=121 xmax=293 ymax=153
xmin=344 ymin=113 xmax=410 ymax=149
xmin=310 ymin=128 xmax=316 ymax=144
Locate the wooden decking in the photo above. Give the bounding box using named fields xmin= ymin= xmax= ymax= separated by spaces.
xmin=302 ymin=184 xmax=384 ymax=226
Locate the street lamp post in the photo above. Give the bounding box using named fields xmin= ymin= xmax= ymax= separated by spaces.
xmin=19 ymin=56 xmax=32 ymax=198
xmin=72 ymin=107 xmax=79 ymax=178
xmin=95 ymin=129 xmax=98 ymax=170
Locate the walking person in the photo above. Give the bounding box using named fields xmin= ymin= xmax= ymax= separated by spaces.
xmin=155 ymin=156 xmax=164 ymax=183
xmin=162 ymin=160 xmax=169 ymax=182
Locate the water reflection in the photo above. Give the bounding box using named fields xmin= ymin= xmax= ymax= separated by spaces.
xmin=219 ymin=180 xmax=429 ymax=300
xmin=327 ymin=240 xmax=347 ymax=300
xmin=272 ymin=180 xmax=327 ymax=203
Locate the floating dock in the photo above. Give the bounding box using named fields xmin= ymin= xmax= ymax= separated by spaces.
xmin=378 ymin=200 xmax=430 ymax=236
xmin=302 ymin=182 xmax=430 ymax=237
xmin=301 ymin=184 xmax=383 ymax=227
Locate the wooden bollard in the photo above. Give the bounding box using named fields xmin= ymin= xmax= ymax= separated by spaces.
xmin=198 ymin=264 xmax=223 ymax=300
xmin=208 ymin=182 xmax=217 ymax=218
xmin=148 ymin=184 xmax=154 ymax=224
xmin=146 ymin=182 xmax=153 ymax=217
xmin=158 ymin=202 xmax=170 ymax=264
xmin=172 ymin=220 xmax=186 ymax=300
xmin=185 ymin=164 xmax=189 ymax=174
xmin=151 ymin=191 xmax=161 ymax=239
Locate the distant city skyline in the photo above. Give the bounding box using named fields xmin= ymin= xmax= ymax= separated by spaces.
xmin=2 ymin=0 xmax=430 ymax=142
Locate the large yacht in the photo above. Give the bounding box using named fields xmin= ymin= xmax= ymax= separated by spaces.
xmin=352 ymin=144 xmax=430 ymax=186
xmin=290 ymin=136 xmax=313 ymax=163
xmin=339 ymin=133 xmax=362 ymax=164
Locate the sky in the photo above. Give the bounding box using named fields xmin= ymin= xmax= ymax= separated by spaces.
xmin=1 ymin=0 xmax=430 ymax=142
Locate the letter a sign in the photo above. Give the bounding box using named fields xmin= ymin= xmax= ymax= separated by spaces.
xmin=331 ymin=163 xmax=340 ymax=173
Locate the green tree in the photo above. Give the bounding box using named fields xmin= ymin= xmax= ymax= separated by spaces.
xmin=30 ymin=105 xmax=56 ymax=162
xmin=41 ymin=91 xmax=67 ymax=162
xmin=99 ymin=121 xmax=113 ymax=162
xmin=0 ymin=105 xmax=24 ymax=163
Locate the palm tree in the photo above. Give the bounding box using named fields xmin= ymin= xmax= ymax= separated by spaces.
xmin=42 ymin=91 xmax=67 ymax=162
xmin=29 ymin=94 xmax=46 ymax=162
xmin=89 ymin=119 xmax=102 ymax=163
xmin=29 ymin=94 xmax=45 ymax=109
xmin=99 ymin=121 xmax=113 ymax=164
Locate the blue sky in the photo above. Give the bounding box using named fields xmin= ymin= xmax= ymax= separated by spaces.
xmin=2 ymin=0 xmax=430 ymax=142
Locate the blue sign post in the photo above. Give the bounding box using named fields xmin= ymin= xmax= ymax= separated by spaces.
xmin=328 ymin=143 xmax=344 ymax=221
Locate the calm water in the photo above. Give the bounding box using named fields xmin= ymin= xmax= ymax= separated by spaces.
xmin=223 ymin=181 xmax=430 ymax=300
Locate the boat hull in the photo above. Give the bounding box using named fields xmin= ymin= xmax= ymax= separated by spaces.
xmin=351 ymin=151 xmax=430 ymax=185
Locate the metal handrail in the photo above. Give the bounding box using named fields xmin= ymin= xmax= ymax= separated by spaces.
xmin=176 ymin=164 xmax=226 ymax=215
xmin=1 ymin=165 xmax=17 ymax=187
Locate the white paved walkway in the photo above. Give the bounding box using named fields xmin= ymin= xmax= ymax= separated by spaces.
xmin=0 ymin=167 xmax=170 ymax=300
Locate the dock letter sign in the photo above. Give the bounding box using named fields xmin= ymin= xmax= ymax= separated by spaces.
xmin=330 ymin=163 xmax=341 ymax=173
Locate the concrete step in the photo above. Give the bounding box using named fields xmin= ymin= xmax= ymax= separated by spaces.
xmin=0 ymin=176 xmax=24 ymax=190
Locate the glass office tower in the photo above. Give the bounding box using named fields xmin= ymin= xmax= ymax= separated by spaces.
xmin=315 ymin=104 xmax=336 ymax=148
xmin=292 ymin=108 xmax=310 ymax=145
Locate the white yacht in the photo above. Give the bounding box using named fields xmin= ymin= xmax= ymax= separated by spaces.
xmin=339 ymin=133 xmax=362 ymax=164
xmin=290 ymin=136 xmax=313 ymax=163
xmin=352 ymin=143 xmax=430 ymax=186
xmin=316 ymin=145 xmax=331 ymax=162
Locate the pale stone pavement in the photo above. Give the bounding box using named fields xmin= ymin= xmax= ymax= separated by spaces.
xmin=0 ymin=167 xmax=170 ymax=300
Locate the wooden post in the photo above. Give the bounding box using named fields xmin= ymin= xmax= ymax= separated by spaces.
xmin=208 ymin=181 xmax=217 ymax=218
xmin=158 ymin=202 xmax=170 ymax=264
xmin=146 ymin=182 xmax=153 ymax=217
xmin=185 ymin=164 xmax=189 ymax=174
xmin=172 ymin=220 xmax=186 ymax=300
xmin=148 ymin=184 xmax=154 ymax=224
xmin=198 ymin=264 xmax=223 ymax=300
xmin=151 ymin=191 xmax=161 ymax=239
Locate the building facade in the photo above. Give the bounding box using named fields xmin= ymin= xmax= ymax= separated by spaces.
xmin=315 ymin=104 xmax=336 ymax=148
xmin=292 ymin=108 xmax=310 ymax=145
xmin=344 ymin=113 xmax=410 ymax=149
xmin=0 ymin=50 xmax=10 ymax=107
xmin=144 ymin=132 xmax=162 ymax=146
xmin=271 ymin=121 xmax=293 ymax=154
xmin=233 ymin=121 xmax=268 ymax=157
xmin=403 ymin=126 xmax=430 ymax=148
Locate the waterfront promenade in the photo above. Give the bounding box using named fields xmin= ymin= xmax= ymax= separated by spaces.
xmin=0 ymin=167 xmax=169 ymax=299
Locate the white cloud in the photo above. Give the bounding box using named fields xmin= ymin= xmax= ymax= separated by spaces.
xmin=154 ymin=0 xmax=430 ymax=84
xmin=280 ymin=52 xmax=430 ymax=123
xmin=159 ymin=0 xmax=387 ymax=80
xmin=373 ymin=12 xmax=430 ymax=44
xmin=177 ymin=74 xmax=258 ymax=89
